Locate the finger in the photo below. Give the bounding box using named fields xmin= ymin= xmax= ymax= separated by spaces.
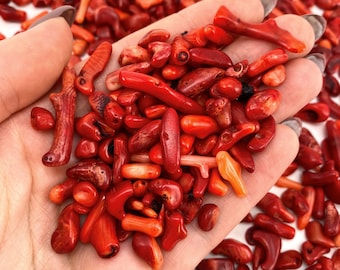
xmin=221 ymin=13 xmax=323 ymax=122
xmin=273 ymin=57 xmax=323 ymax=122
xmin=0 ymin=17 xmax=73 ymax=123
xmin=224 ymin=14 xmax=317 ymax=64
xmin=91 ymin=0 xmax=266 ymax=87
xmin=163 ymin=124 xmax=299 ymax=269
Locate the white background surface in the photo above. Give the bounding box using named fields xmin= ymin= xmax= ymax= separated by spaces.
xmin=1 ymin=2 xmax=339 ymax=268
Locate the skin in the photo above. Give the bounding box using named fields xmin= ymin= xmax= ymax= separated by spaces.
xmin=0 ymin=0 xmax=322 ymax=269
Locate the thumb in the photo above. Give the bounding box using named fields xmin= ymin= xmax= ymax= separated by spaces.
xmin=0 ymin=16 xmax=73 ymax=123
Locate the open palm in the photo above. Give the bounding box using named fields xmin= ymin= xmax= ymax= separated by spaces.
xmin=0 ymin=1 xmax=323 ymax=269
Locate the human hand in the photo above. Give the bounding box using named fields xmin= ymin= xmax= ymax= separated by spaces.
xmin=0 ymin=0 xmax=324 ymax=269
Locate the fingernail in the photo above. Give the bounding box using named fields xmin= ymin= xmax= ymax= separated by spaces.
xmin=302 ymin=14 xmax=326 ymax=41
xmin=305 ymin=53 xmax=326 ymax=73
xmin=29 ymin=5 xmax=75 ymax=29
xmin=260 ymin=0 xmax=278 ymax=17
xmin=281 ymin=117 xmax=302 ymax=137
